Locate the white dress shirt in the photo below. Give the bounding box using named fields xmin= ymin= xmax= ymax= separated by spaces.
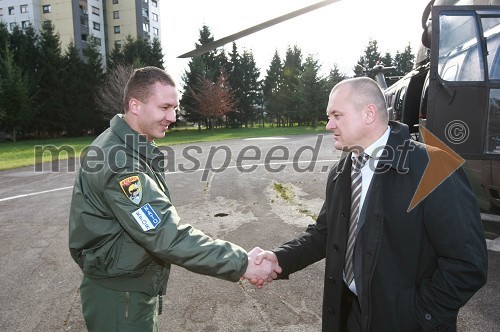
xmin=346 ymin=126 xmax=390 ymax=295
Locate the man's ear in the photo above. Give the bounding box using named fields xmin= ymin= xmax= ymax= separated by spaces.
xmin=365 ymin=104 xmax=377 ymax=125
xmin=128 ymin=98 xmax=140 ymax=115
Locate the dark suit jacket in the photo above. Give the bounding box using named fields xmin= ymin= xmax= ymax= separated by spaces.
xmin=274 ymin=121 xmax=488 ymax=332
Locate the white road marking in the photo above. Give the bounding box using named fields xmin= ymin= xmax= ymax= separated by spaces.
xmin=0 ymin=159 xmax=340 ymax=202
xmin=487 ymin=238 xmax=500 ymax=252
xmin=481 ymin=213 xmax=500 ymax=223
xmin=0 ymin=186 xmax=74 ymax=202
xmin=243 ymin=137 xmax=288 ymax=140
xmin=164 ymin=159 xmax=339 ymax=175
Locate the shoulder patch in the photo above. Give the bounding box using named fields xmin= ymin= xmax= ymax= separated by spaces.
xmin=132 ymin=203 xmax=161 ymax=231
xmin=119 ymin=175 xmax=142 ymax=205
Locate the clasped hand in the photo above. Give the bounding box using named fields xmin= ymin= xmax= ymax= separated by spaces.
xmin=242 ymin=247 xmax=281 ymax=288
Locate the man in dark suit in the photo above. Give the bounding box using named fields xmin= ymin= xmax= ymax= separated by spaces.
xmin=254 ymin=77 xmax=488 ymax=331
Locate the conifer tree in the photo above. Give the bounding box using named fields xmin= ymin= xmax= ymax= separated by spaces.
xmin=354 ymin=39 xmax=382 ymax=78
xmin=263 ymin=50 xmax=284 ymax=126
xmin=37 ymin=20 xmax=65 ymax=136
xmin=62 ymin=41 xmax=87 ymax=136
xmin=0 ymin=48 xmax=35 ymax=141
xmin=282 ymin=45 xmax=303 ymax=125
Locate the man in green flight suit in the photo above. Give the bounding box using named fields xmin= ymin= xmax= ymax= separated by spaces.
xmin=69 ymin=66 xmax=281 ymax=331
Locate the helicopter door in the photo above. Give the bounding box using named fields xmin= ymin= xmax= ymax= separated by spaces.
xmin=427 ymin=6 xmax=500 ymax=160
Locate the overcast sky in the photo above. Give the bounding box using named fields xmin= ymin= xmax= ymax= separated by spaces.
xmin=160 ymin=0 xmax=431 ymax=86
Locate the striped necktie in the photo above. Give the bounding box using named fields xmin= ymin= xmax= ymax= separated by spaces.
xmin=344 ymin=152 xmax=370 ymax=286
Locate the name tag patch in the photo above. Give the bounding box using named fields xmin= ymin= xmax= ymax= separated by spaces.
xmin=132 ymin=203 xmax=161 ymax=231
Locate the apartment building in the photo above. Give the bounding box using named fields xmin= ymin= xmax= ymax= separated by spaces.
xmin=0 ymin=0 xmax=161 ymax=66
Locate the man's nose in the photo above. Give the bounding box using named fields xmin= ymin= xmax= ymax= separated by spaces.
xmin=166 ymin=109 xmax=176 ymax=123
xmin=326 ymin=119 xmax=335 ymax=130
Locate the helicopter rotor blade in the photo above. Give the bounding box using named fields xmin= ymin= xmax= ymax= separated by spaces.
xmin=177 ymin=0 xmax=342 ymax=58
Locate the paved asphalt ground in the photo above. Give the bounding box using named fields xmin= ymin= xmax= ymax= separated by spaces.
xmin=0 ymin=133 xmax=499 ymax=331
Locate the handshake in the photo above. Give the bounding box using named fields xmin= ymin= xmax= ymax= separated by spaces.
xmin=242 ymin=247 xmax=281 ymax=288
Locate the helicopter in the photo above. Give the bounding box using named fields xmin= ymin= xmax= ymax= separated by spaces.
xmin=178 ymin=0 xmax=500 ymax=220
xmin=379 ymin=0 xmax=500 ymax=220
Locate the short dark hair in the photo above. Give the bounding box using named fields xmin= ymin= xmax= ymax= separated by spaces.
xmin=123 ymin=66 xmax=176 ymax=112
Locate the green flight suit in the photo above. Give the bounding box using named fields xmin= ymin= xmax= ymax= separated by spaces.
xmin=69 ymin=115 xmax=248 ymax=331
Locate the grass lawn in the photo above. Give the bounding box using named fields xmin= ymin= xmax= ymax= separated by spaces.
xmin=0 ymin=125 xmax=328 ymax=171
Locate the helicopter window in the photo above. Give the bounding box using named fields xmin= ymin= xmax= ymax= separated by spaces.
xmin=394 ymin=87 xmax=406 ymax=121
xmin=438 ymin=13 xmax=484 ymax=82
xmin=442 ymin=63 xmax=459 ymax=81
xmin=482 ymin=17 xmax=500 ymax=80
xmin=485 ymin=89 xmax=500 ymax=154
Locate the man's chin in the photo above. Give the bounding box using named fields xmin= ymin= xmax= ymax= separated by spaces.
xmin=151 ymin=133 xmax=166 ymax=141
xmin=334 ymin=142 xmax=347 ymax=151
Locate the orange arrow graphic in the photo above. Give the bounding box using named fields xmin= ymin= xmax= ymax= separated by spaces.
xmin=408 ymin=126 xmax=465 ymax=212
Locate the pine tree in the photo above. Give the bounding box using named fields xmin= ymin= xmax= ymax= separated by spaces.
xmin=149 ymin=37 xmax=164 ymax=68
xmin=0 ymin=48 xmax=35 ymax=141
xmin=181 ymin=56 xmax=205 ymax=129
xmin=263 ymin=50 xmax=284 ymax=126
xmin=282 ymin=45 xmax=303 ymax=126
xmin=326 ymin=65 xmax=347 ymax=90
xmin=354 ymin=39 xmax=382 ymax=78
xmin=62 ymin=41 xmax=87 ymax=136
xmin=0 ymin=23 xmax=9 ymax=59
xmin=83 ymin=38 xmax=106 ymax=132
xmin=227 ymin=43 xmax=244 ymax=127
xmin=300 ymin=55 xmax=327 ymax=127
xmin=8 ymin=24 xmax=39 ymax=133
xmin=107 ymin=35 xmax=164 ymax=69
xmin=381 ymin=52 xmax=393 ymax=68
xmin=240 ymin=50 xmax=261 ymax=127
xmin=37 ymin=20 xmax=65 ymax=136
xmin=394 ymin=43 xmax=415 ymax=76
xmin=181 ymin=25 xmax=229 ymax=129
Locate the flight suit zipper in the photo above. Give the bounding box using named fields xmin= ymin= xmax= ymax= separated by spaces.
xmin=158 ymin=288 xmax=163 ymax=315
xmin=125 ymin=291 xmax=130 ymax=319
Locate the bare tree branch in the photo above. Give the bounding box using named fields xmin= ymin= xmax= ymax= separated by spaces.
xmin=190 ymin=69 xmax=237 ymax=119
xmin=95 ymin=64 xmax=134 ymax=116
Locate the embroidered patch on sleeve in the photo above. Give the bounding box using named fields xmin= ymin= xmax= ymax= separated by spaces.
xmin=119 ymin=175 xmax=142 ymax=205
xmin=132 ymin=203 xmax=161 ymax=231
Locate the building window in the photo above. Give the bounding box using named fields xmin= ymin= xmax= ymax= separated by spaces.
xmin=80 ymin=17 xmax=88 ymax=27
xmin=143 ymin=22 xmax=149 ymax=32
xmin=143 ymin=0 xmax=148 ymax=4
xmin=81 ymin=34 xmax=88 ymax=42
xmin=9 ymin=7 xmax=14 ymax=15
xmin=43 ymin=5 xmax=51 ymax=14
xmin=152 ymin=0 xmax=158 ymax=7
xmin=0 ymin=8 xmax=3 ymax=17
xmin=142 ymin=8 xmax=148 ymax=17
xmin=90 ymin=36 xmax=102 ymax=46
xmin=113 ymin=11 xmax=119 ymax=19
xmin=114 ymin=40 xmax=122 ymax=49
xmin=9 ymin=22 xmax=16 ymax=31
xmin=152 ymin=13 xmax=158 ymax=21
xmin=93 ymin=22 xmax=100 ymax=30
xmin=91 ymin=6 xmax=99 ymax=16
xmin=153 ymin=27 xmax=158 ymax=36
xmin=20 ymin=5 xmax=28 ymax=13
xmin=114 ymin=26 xmax=120 ymax=34
xmin=22 ymin=21 xmax=30 ymax=29
xmin=113 ymin=0 xmax=119 ymax=4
